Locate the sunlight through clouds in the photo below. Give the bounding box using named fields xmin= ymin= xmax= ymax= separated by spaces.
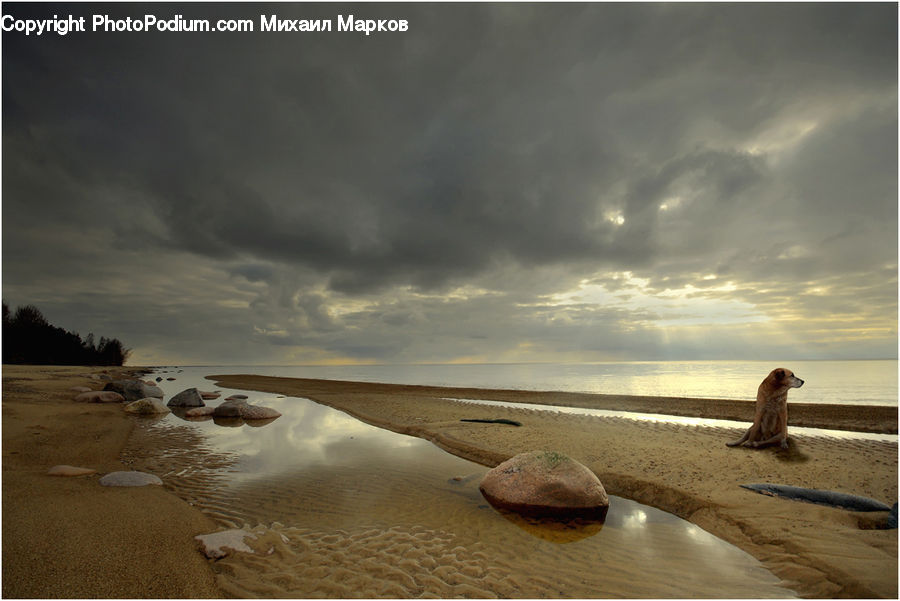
xmin=550 ymin=272 xmax=768 ymax=328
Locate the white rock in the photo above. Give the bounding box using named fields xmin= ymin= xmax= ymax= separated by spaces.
xmin=195 ymin=529 xmax=257 ymax=559
xmin=47 ymin=465 xmax=96 ymax=477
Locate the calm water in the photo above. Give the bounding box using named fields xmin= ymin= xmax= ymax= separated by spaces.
xmin=138 ymin=368 xmax=794 ymax=598
xmin=160 ymin=360 xmax=898 ymax=406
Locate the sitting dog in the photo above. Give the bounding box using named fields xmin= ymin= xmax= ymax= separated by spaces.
xmin=726 ymin=368 xmax=804 ymax=449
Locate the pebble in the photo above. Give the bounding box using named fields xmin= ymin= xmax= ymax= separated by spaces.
xmin=195 ymin=529 xmax=257 ymax=559
xmin=47 ymin=465 xmax=96 ymax=477
xmin=99 ymin=471 xmax=163 ymax=487
xmin=74 ymin=391 xmax=125 ymax=403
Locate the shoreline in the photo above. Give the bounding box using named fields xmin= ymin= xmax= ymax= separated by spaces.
xmin=210 ymin=374 xmax=898 ymax=598
xmin=2 ymin=365 xmax=221 ymax=598
xmin=216 ymin=375 xmax=898 ymax=434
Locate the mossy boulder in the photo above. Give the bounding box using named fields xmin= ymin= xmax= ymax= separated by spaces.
xmin=479 ymin=450 xmax=609 ymax=519
xmin=124 ymin=397 xmax=171 ymax=415
xmin=166 ymin=387 xmax=205 ymax=408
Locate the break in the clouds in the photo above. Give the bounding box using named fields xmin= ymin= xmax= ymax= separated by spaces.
xmin=3 ymin=3 xmax=897 ymax=365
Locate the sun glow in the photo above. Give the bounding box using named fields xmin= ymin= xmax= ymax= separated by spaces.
xmin=550 ymin=272 xmax=766 ymax=327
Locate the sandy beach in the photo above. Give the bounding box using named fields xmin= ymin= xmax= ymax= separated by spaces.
xmin=209 ymin=374 xmax=898 ymax=598
xmin=2 ymin=365 xmax=221 ymax=598
xmin=2 ymin=366 xmax=896 ymax=598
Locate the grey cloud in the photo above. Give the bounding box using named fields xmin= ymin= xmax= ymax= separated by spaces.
xmin=3 ymin=3 xmax=896 ymax=363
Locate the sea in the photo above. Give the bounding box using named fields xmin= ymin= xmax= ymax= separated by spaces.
xmin=156 ymin=359 xmax=897 ymax=407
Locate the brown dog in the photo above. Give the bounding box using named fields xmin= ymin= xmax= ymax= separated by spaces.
xmin=726 ymin=368 xmax=804 ymax=449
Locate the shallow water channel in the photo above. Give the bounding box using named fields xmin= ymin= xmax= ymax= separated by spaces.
xmin=132 ymin=368 xmax=795 ymax=598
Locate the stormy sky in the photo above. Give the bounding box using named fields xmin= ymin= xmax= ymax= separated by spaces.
xmin=3 ymin=3 xmax=897 ymax=365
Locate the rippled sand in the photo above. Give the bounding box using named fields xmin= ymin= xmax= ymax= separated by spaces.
xmin=125 ymin=397 xmax=792 ymax=599
xmin=204 ymin=374 xmax=897 ymax=598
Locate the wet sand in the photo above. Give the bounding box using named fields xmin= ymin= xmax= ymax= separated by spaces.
xmin=209 ymin=375 xmax=899 ymax=598
xmin=2 ymin=365 xmax=221 ymax=598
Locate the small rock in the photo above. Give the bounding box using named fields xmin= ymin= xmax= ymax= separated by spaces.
xmin=166 ymin=377 xmax=176 ymax=381
xmin=155 ymin=377 xmax=163 ymax=382
xmin=195 ymin=529 xmax=257 ymax=559
xmin=124 ymin=398 xmax=171 ymax=415
xmin=70 ymin=386 xmax=92 ymax=392
xmin=199 ymin=391 xmax=221 ymax=400
xmin=167 ymin=388 xmax=205 ymax=408
xmin=241 ymin=405 xmax=282 ymax=420
xmin=185 ymin=406 xmax=215 ymax=417
xmin=47 ymin=465 xmax=96 ymax=477
xmin=74 ymin=391 xmax=125 ymax=403
xmin=225 ymin=394 xmax=248 ymax=401
xmin=99 ymin=471 xmax=163 ymax=487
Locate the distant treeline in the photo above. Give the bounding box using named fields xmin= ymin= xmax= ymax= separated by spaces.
xmin=2 ymin=302 xmax=131 ymax=366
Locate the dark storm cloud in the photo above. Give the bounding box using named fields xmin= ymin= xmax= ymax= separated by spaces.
xmin=3 ymin=3 xmax=896 ymax=363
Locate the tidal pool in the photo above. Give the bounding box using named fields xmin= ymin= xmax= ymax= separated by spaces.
xmin=131 ymin=368 xmax=795 ymax=598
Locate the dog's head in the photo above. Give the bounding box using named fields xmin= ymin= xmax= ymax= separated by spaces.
xmin=768 ymin=368 xmax=804 ymax=389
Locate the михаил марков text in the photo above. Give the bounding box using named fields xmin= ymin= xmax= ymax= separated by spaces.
xmin=1 ymin=13 xmax=409 ymax=36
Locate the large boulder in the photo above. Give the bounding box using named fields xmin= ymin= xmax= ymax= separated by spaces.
xmin=166 ymin=388 xmax=205 ymax=408
xmin=124 ymin=398 xmax=171 ymax=415
xmin=74 ymin=391 xmax=125 ymax=403
xmin=104 ymin=380 xmax=164 ymax=403
xmin=211 ymin=400 xmax=280 ymax=421
xmin=479 ymin=451 xmax=609 ymax=520
xmin=241 ymin=405 xmax=282 ymax=420
xmin=213 ymin=399 xmax=247 ymax=417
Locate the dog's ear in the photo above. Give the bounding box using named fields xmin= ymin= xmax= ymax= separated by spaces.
xmin=774 ymin=369 xmax=785 ymax=381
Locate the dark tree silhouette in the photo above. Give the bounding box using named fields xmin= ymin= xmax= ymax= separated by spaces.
xmin=2 ymin=302 xmax=131 ymax=366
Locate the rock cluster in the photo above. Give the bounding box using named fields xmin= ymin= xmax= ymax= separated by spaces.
xmin=479 ymin=450 xmax=609 ymax=520
xmin=103 ymin=380 xmax=164 ymax=403
xmin=72 ymin=373 xmax=283 ymax=427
